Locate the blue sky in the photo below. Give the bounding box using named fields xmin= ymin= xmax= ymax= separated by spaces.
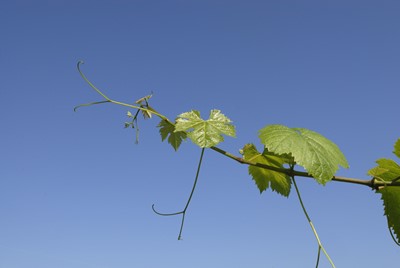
xmin=1 ymin=0 xmax=400 ymax=267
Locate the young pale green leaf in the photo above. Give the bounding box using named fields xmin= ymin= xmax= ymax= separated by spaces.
xmin=379 ymin=187 xmax=400 ymax=244
xmin=157 ymin=120 xmax=187 ymax=151
xmin=259 ymin=125 xmax=349 ymax=185
xmin=241 ymin=144 xmax=291 ymax=196
xmin=175 ymin=109 xmax=236 ymax=148
xmin=394 ymin=138 xmax=400 ymax=159
xmin=368 ymin=158 xmax=400 ymax=182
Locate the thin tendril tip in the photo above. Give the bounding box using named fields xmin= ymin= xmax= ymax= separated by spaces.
xmin=151 ymin=204 xmax=183 ymax=216
xmin=73 ymin=100 xmax=111 ymax=112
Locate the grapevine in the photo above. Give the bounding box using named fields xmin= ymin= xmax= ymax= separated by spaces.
xmin=75 ymin=61 xmax=400 ymax=267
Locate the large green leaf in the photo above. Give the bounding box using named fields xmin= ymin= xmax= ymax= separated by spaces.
xmin=175 ymin=109 xmax=236 ymax=148
xmin=368 ymin=139 xmax=400 ymax=244
xmin=369 ymin=159 xmax=400 ymax=243
xmin=241 ymin=144 xmax=291 ymax=196
xmin=259 ymin=125 xmax=349 ymax=184
xmin=379 ymin=187 xmax=400 ymax=243
xmin=157 ymin=120 xmax=187 ymax=151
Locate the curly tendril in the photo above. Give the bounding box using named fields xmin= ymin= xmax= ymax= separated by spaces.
xmin=152 ymin=148 xmax=205 ymax=240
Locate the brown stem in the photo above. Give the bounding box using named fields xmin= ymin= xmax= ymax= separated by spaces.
xmin=210 ymin=146 xmax=400 ymax=189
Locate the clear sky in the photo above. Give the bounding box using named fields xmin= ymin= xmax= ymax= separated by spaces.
xmin=1 ymin=0 xmax=400 ymax=267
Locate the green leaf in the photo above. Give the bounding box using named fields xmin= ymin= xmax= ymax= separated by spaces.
xmin=241 ymin=144 xmax=291 ymax=196
xmin=259 ymin=125 xmax=349 ymax=185
xmin=157 ymin=120 xmax=187 ymax=151
xmin=368 ymin=139 xmax=400 ymax=244
xmin=379 ymin=187 xmax=400 ymax=243
xmin=175 ymin=109 xmax=236 ymax=148
xmin=368 ymin=159 xmax=400 ymax=182
xmin=394 ymin=138 xmax=400 ymax=159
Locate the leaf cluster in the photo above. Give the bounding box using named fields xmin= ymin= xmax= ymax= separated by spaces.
xmin=153 ymin=107 xmax=400 ymax=246
xmin=155 ymin=110 xmax=350 ymax=198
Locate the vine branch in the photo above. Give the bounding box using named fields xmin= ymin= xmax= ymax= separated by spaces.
xmin=75 ymin=62 xmax=399 ymax=190
xmin=75 ymin=61 xmax=400 ymax=255
xmin=209 ymin=146 xmax=400 ymax=189
xmin=75 ymin=61 xmax=400 ymax=262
